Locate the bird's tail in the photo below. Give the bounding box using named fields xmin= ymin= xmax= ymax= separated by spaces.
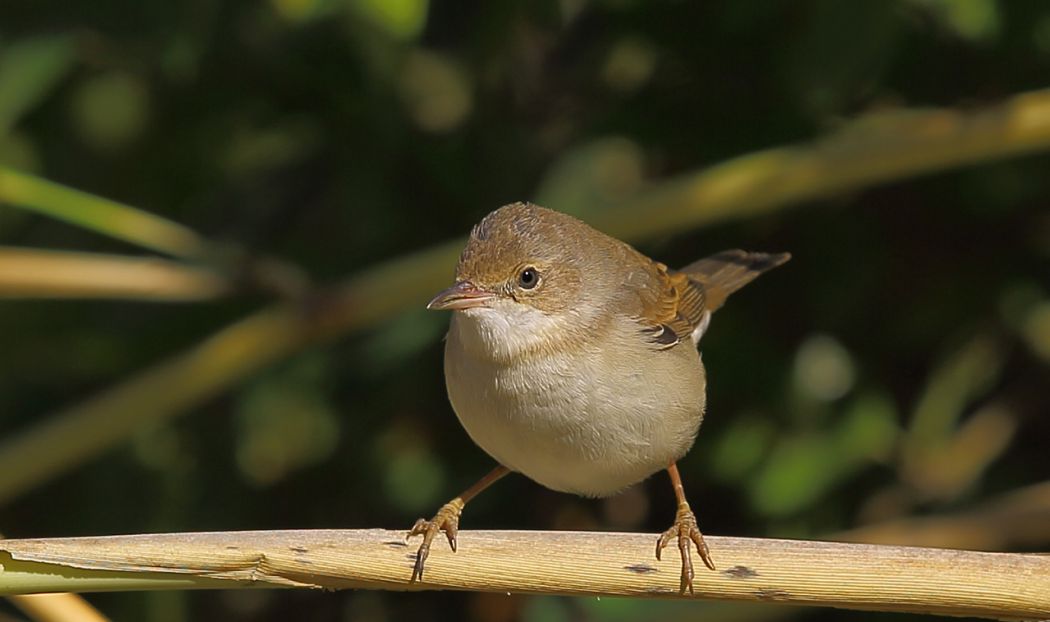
xmin=678 ymin=250 xmax=791 ymax=312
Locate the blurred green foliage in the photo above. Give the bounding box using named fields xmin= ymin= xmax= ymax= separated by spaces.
xmin=1 ymin=1 xmax=1049 ymax=621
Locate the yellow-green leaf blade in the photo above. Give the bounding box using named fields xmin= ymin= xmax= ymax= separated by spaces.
xmin=0 ymin=167 xmax=210 ymax=259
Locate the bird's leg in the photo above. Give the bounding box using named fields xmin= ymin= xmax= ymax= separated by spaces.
xmin=655 ymin=462 xmax=714 ymax=594
xmin=406 ymin=464 xmax=509 ymax=582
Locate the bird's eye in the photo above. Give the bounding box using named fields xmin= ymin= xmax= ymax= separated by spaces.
xmin=518 ymin=267 xmax=539 ymax=289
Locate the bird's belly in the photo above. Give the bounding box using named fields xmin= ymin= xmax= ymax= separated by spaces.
xmin=445 ymin=342 xmax=706 ymax=498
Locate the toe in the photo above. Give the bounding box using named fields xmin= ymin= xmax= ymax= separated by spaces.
xmin=685 ymin=521 xmax=714 ymax=570
xmin=407 ymin=518 xmax=429 ymax=538
xmin=678 ymin=552 xmax=694 ymax=595
xmin=655 ymin=524 xmax=677 ymax=560
xmin=411 ymin=545 xmax=429 ymax=583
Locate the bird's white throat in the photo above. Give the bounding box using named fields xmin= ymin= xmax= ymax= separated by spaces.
xmin=452 ymin=299 xmax=574 ymax=362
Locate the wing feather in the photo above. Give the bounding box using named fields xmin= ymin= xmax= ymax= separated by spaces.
xmin=631 ymin=250 xmax=790 ymax=349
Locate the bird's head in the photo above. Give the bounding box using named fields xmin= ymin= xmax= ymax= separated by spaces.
xmin=427 ymin=202 xmax=602 ymax=360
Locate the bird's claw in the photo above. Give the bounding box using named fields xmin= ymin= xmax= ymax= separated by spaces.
xmin=406 ymin=498 xmax=464 ymax=582
xmin=655 ymin=504 xmax=714 ymax=595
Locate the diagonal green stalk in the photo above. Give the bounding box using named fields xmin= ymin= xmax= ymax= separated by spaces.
xmin=595 ymin=90 xmax=1050 ymax=241
xmin=0 ymin=167 xmax=211 ymax=259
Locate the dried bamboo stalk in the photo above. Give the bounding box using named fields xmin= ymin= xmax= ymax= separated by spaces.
xmin=0 ymin=530 xmax=1046 ymax=620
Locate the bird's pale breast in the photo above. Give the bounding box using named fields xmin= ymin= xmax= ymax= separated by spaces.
xmin=444 ymin=311 xmax=707 ymax=497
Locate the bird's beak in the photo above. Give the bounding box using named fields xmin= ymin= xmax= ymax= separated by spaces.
xmin=427 ymin=280 xmax=497 ymax=311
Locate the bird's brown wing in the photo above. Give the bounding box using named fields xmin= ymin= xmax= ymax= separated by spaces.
xmin=632 ymin=260 xmax=711 ymax=349
xmin=635 ymin=250 xmax=790 ymax=349
xmin=678 ymin=250 xmax=791 ymax=313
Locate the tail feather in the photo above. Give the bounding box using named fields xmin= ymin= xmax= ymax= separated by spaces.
xmin=678 ymin=250 xmax=790 ymax=312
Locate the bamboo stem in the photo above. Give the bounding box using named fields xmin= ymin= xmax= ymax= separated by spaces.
xmin=0 ymin=530 xmax=1046 ymax=620
xmin=0 ymin=247 xmax=229 ymax=301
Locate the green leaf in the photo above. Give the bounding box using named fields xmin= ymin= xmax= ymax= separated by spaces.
xmin=710 ymin=414 xmax=776 ymax=482
xmin=836 ymin=392 xmax=899 ymax=461
xmin=0 ymin=35 xmax=76 ymax=134
xmin=534 ymin=137 xmax=645 ymax=218
xmin=383 ymin=448 xmax=446 ymax=513
xmin=69 ymin=71 xmax=150 ymax=151
xmin=910 ymin=0 xmax=1001 ymax=42
xmin=749 ymin=434 xmax=842 ymax=517
xmin=0 ymin=167 xmax=210 ymax=259
xmin=351 ymin=0 xmax=429 ymax=41
xmin=907 ymin=336 xmax=1003 ymax=447
xmin=235 ymin=356 xmax=341 ymax=487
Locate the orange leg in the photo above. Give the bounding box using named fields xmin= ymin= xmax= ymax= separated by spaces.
xmin=406 ymin=465 xmax=510 ymax=582
xmin=655 ymin=463 xmax=715 ymax=594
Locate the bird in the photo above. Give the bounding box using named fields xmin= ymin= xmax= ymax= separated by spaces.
xmin=406 ymin=201 xmax=789 ymax=594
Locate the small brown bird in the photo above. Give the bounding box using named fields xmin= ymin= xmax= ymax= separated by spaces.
xmin=408 ymin=202 xmax=788 ymax=594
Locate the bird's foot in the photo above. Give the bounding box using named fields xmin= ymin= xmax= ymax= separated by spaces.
xmin=655 ymin=503 xmax=714 ymax=595
xmin=406 ymin=497 xmax=465 ymax=582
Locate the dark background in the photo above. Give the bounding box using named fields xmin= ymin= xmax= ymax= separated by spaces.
xmin=1 ymin=1 xmax=1048 ymax=621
